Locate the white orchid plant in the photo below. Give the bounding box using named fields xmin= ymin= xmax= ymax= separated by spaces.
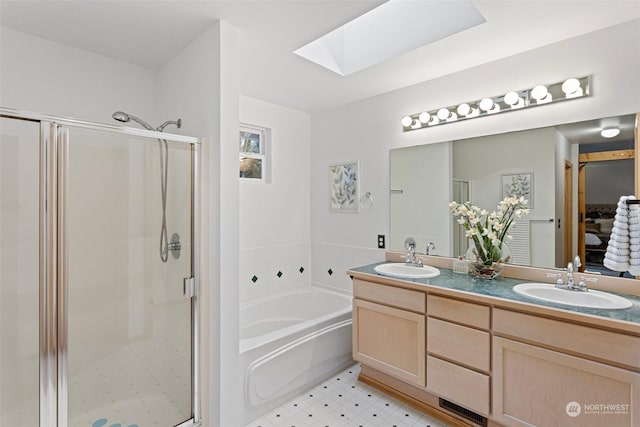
xmin=449 ymin=196 xmax=530 ymax=266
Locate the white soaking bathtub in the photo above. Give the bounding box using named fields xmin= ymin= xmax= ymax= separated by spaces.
xmin=239 ymin=286 xmax=354 ymax=424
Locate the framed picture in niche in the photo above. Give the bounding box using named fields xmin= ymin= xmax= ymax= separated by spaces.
xmin=329 ymin=161 xmax=360 ymax=213
xmin=501 ymin=172 xmax=533 ymax=207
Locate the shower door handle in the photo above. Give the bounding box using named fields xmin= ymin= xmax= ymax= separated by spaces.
xmin=183 ymin=277 xmax=196 ymax=298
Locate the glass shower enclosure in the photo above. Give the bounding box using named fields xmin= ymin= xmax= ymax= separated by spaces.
xmin=0 ymin=108 xmax=201 ymax=427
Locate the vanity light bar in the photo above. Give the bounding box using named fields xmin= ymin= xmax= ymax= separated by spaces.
xmin=401 ymin=76 xmax=591 ymax=132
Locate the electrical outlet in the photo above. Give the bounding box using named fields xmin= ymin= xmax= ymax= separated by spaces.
xmin=377 ymin=234 xmax=385 ymax=249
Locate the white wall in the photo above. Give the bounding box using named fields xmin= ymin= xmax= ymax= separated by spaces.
xmin=157 ymin=21 xmax=241 ymax=427
xmin=239 ymin=96 xmax=311 ymax=301
xmin=0 ymin=27 xmax=157 ymax=123
xmin=310 ymin=19 xmax=640 ymax=291
xmin=389 ymin=142 xmax=452 ymax=256
xmin=454 ymin=128 xmax=556 ymax=267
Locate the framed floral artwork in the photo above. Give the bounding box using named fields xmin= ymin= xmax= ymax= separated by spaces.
xmin=501 ymin=172 xmax=533 ymax=207
xmin=329 ymin=161 xmax=360 ymax=212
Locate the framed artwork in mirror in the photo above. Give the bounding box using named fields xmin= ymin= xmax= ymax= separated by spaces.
xmin=329 ymin=161 xmax=360 ymax=212
xmin=501 ymin=172 xmax=533 ymax=207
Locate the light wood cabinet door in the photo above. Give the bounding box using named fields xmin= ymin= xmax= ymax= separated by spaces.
xmin=353 ymin=299 xmax=426 ymax=387
xmin=493 ymin=337 xmax=640 ymax=427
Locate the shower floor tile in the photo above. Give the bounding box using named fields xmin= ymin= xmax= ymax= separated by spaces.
xmin=246 ymin=364 xmax=451 ymax=427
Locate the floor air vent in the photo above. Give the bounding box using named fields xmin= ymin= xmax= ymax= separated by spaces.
xmin=439 ymin=398 xmax=487 ymax=426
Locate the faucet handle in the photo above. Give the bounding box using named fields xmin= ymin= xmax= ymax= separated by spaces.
xmin=576 ymin=276 xmax=588 ymax=291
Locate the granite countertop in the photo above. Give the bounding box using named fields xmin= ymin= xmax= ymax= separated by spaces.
xmin=349 ymin=262 xmax=640 ymax=325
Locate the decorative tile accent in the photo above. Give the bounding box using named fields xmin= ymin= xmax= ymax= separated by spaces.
xmin=299 ymin=267 xmax=305 ymax=273
xmin=251 ymin=275 xmax=258 ymax=283
xmin=277 ymin=271 xmax=283 ymax=278
xmin=328 ymin=268 xmax=333 ymax=276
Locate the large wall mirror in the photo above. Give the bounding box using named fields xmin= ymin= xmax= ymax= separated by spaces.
xmin=389 ymin=113 xmax=637 ymax=277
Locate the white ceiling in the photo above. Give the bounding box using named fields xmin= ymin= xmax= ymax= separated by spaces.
xmin=557 ymin=114 xmax=637 ymax=145
xmin=1 ymin=1 xmax=640 ymax=113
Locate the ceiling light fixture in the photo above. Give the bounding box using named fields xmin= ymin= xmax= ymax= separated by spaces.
xmin=601 ymin=127 xmax=620 ymax=138
xmin=401 ymin=76 xmax=591 ymax=132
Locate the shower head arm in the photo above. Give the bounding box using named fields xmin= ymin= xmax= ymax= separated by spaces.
xmin=157 ymin=118 xmax=182 ymax=132
xmin=112 ymin=111 xmax=181 ymax=132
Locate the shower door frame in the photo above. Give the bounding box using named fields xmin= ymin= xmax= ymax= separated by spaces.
xmin=0 ymin=108 xmax=202 ymax=427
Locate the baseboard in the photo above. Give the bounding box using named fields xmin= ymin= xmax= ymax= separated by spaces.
xmin=358 ymin=372 xmax=473 ymax=427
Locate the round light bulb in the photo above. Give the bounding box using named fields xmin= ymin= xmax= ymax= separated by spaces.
xmin=418 ymin=112 xmax=431 ymax=124
xmin=457 ymin=103 xmax=471 ymax=116
xmin=479 ymin=97 xmax=494 ymax=112
xmin=437 ymin=108 xmax=451 ymax=120
xmin=531 ymin=85 xmax=548 ymax=101
xmin=504 ymin=91 xmax=520 ymax=106
xmin=601 ymin=127 xmax=620 ymax=138
xmin=561 ymin=78 xmax=580 ymax=95
xmin=401 ymin=116 xmax=413 ymax=127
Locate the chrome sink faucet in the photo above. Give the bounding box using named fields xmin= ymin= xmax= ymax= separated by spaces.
xmin=555 ymin=255 xmax=588 ymax=291
xmin=426 ymin=242 xmax=436 ymax=256
xmin=403 ymin=238 xmax=422 ymax=267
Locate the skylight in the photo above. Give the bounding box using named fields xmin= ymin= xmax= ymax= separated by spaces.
xmin=294 ymin=0 xmax=486 ymax=76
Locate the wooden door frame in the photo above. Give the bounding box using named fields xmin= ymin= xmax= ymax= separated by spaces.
xmin=563 ymin=160 xmax=573 ymax=266
xmin=637 ymin=113 xmax=640 ymax=202
xmin=578 ymin=148 xmax=635 ymax=267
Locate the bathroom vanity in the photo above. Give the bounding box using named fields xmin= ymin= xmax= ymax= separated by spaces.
xmin=348 ymin=255 xmax=640 ymax=427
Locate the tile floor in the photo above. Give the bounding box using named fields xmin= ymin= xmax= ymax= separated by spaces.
xmin=246 ymin=364 xmax=450 ymax=427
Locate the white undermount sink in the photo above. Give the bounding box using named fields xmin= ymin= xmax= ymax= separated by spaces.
xmin=373 ymin=263 xmax=440 ymax=279
xmin=513 ymin=283 xmax=633 ymax=310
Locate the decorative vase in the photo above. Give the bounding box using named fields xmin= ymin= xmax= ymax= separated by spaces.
xmin=466 ymin=244 xmax=511 ymax=279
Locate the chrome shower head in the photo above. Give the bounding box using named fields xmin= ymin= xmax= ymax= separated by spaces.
xmin=111 ymin=111 xmax=154 ymax=131
xmin=112 ymin=111 xmax=130 ymax=123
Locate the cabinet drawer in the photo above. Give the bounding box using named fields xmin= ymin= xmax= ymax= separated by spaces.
xmin=427 ymin=294 xmax=489 ymax=329
xmin=427 ymin=318 xmax=490 ymax=372
xmin=354 ymin=279 xmax=426 ymax=313
xmin=493 ymin=308 xmax=640 ymax=370
xmin=427 ymin=355 xmax=490 ymax=416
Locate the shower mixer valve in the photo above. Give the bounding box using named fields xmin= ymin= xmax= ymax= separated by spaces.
xmin=168 ymin=233 xmax=182 ymax=260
